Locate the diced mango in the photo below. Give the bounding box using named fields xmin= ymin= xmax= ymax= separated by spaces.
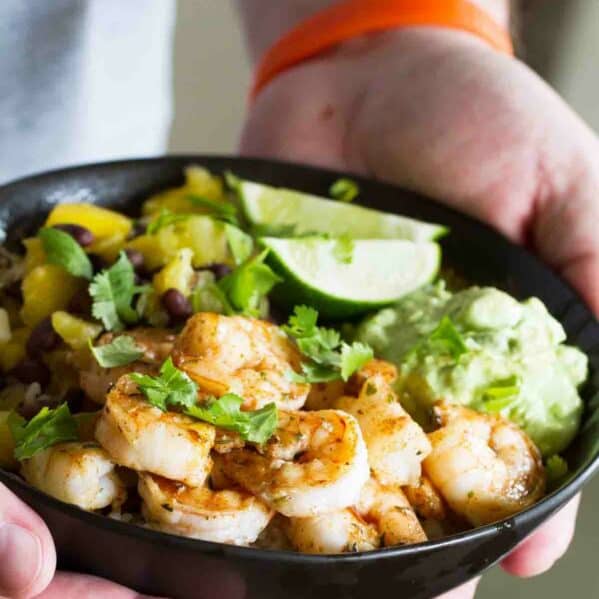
xmin=0 ymin=412 xmax=18 ymax=469
xmin=20 ymin=264 xmax=84 ymax=327
xmin=87 ymin=232 xmax=127 ymax=263
xmin=142 ymin=166 xmax=225 ymax=215
xmin=51 ymin=311 xmax=102 ymax=350
xmin=153 ymin=248 xmax=195 ymax=297
xmin=45 ymin=203 xmax=132 ymax=240
xmin=127 ymin=216 xmax=231 ymax=271
xmin=0 ymin=327 xmax=29 ymax=372
xmin=23 ymin=238 xmax=46 ymax=273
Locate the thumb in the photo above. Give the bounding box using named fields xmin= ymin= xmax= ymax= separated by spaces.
xmin=0 ymin=483 xmax=56 ymax=598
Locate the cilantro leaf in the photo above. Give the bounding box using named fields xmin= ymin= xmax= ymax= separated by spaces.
xmin=332 ymin=234 xmax=354 ymax=264
xmin=8 ymin=403 xmax=79 ymax=460
xmin=340 ymin=341 xmax=374 ymax=380
xmin=428 ymin=316 xmax=468 ymax=360
xmin=477 ymin=375 xmax=520 ymax=413
xmin=218 ymin=249 xmax=282 ymax=317
xmin=89 ymin=335 xmax=144 ymax=368
xmin=185 ymin=394 xmax=277 ymax=444
xmin=130 ymin=357 xmax=198 ymax=411
xmin=283 ymin=305 xmax=373 ymax=382
xmin=38 ymin=227 xmax=93 ymax=279
xmin=191 ymin=274 xmax=234 ymax=315
xmin=187 ymin=195 xmax=239 ymax=225
xmin=329 ymin=178 xmax=359 ymax=202
xmin=89 ymin=252 xmax=143 ymax=331
xmin=224 ymin=224 xmax=254 ymax=265
xmin=146 ymin=209 xmax=190 ymax=235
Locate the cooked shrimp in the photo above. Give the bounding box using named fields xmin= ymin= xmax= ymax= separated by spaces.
xmin=285 ymin=509 xmax=379 ymax=554
xmin=357 ymin=478 xmax=427 ymax=546
xmin=403 ymin=476 xmax=447 ymax=522
xmin=78 ymin=328 xmax=175 ymax=404
xmin=21 ymin=442 xmax=125 ymax=510
xmin=95 ymin=376 xmax=215 ymax=487
xmin=304 ymin=359 xmax=397 ymax=411
xmin=285 ymin=477 xmax=426 ymax=554
xmin=172 ymin=313 xmax=309 ymax=410
xmin=139 ymin=473 xmax=272 ymax=545
xmin=218 ymin=409 xmax=369 ymax=517
xmin=423 ymin=402 xmax=546 ymax=526
xmin=334 ymin=374 xmax=431 ymax=486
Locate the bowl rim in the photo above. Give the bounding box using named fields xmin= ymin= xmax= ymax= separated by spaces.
xmin=1 ymin=154 xmax=598 ymax=564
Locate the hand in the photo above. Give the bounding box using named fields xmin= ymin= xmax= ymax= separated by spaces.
xmin=240 ymin=27 xmax=597 ymax=596
xmin=0 ymin=484 xmax=160 ymax=598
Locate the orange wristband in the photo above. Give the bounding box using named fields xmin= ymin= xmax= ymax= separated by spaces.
xmin=251 ymin=0 xmax=513 ymax=99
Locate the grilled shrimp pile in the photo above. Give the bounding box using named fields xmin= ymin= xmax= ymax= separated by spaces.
xmin=18 ymin=313 xmax=546 ymax=554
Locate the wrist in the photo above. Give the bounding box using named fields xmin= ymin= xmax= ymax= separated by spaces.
xmin=237 ymin=0 xmax=511 ymax=63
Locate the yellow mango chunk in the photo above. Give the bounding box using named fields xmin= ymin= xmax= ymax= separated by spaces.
xmin=51 ymin=311 xmax=102 ymax=350
xmin=153 ymin=248 xmax=195 ymax=297
xmin=45 ymin=203 xmax=132 ymax=240
xmin=20 ymin=264 xmax=84 ymax=327
xmin=87 ymin=232 xmax=127 ymax=263
xmin=0 ymin=327 xmax=29 ymax=372
xmin=142 ymin=166 xmax=225 ymax=215
xmin=127 ymin=216 xmax=230 ymax=271
xmin=23 ymin=238 xmax=46 ymax=273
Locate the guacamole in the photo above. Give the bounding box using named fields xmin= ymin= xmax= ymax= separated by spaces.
xmin=354 ymin=283 xmax=588 ymax=456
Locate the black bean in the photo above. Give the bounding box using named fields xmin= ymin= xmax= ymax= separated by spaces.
xmin=11 ymin=358 xmax=51 ymax=388
xmin=4 ymin=280 xmax=22 ymax=300
xmin=68 ymin=288 xmax=93 ymax=316
xmin=64 ymin=388 xmax=85 ymax=413
xmin=161 ymin=288 xmax=192 ymax=322
xmin=18 ymin=394 xmax=58 ymax=420
xmin=53 ymin=223 xmax=95 ymax=247
xmin=88 ymin=253 xmax=105 ymax=273
xmin=124 ymin=249 xmax=145 ymax=273
xmin=206 ymin=263 xmax=232 ymax=280
xmin=26 ymin=317 xmax=61 ymax=358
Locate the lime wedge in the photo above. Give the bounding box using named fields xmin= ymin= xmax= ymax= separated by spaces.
xmin=262 ymin=237 xmax=441 ymax=318
xmin=238 ymin=179 xmax=447 ymax=241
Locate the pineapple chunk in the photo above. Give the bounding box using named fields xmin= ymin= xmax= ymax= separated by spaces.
xmin=23 ymin=238 xmax=46 ymax=273
xmin=0 ymin=327 xmax=29 ymax=372
xmin=20 ymin=264 xmax=84 ymax=327
xmin=45 ymin=203 xmax=132 ymax=240
xmin=142 ymin=166 xmax=225 ymax=215
xmin=153 ymin=248 xmax=195 ymax=297
xmin=51 ymin=311 xmax=102 ymax=350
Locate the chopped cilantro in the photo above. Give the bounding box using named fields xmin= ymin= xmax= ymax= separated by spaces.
xmin=224 ymin=224 xmax=254 ymax=265
xmin=217 ymin=249 xmax=282 ymax=317
xmin=38 ymin=227 xmax=93 ymax=279
xmin=130 ymin=357 xmax=197 ymax=411
xmin=478 ymin=375 xmax=520 ymax=413
xmin=283 ymin=305 xmax=373 ymax=382
xmin=89 ymin=252 xmax=145 ymax=331
xmin=8 ymin=403 xmax=79 ymax=460
xmin=186 ymin=394 xmax=277 ymax=444
xmin=332 ymin=234 xmax=355 ymax=264
xmin=329 ymin=178 xmax=359 ymax=202
xmin=187 ymin=195 xmax=239 ymax=225
xmin=146 ymin=209 xmax=190 ymax=235
xmin=89 ymin=335 xmax=144 ymax=368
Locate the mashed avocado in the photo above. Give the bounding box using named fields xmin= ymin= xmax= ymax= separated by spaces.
xmin=354 ymin=283 xmax=587 ymax=456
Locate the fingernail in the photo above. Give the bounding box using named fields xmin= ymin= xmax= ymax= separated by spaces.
xmin=0 ymin=523 xmax=42 ymax=595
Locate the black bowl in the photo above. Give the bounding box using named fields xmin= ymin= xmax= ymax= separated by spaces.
xmin=0 ymin=156 xmax=598 ymax=599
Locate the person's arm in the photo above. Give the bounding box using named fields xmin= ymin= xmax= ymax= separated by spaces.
xmin=237 ymin=0 xmax=510 ymax=62
xmin=236 ymin=2 xmax=596 ymax=598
